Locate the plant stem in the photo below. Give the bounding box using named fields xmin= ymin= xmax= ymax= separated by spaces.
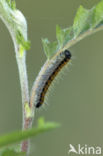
xmin=0 ymin=2 xmax=35 ymax=153
xmin=53 ymin=25 xmax=103 ymax=60
xmin=0 ymin=17 xmax=32 ymax=153
xmin=0 ymin=1 xmax=35 ymax=155
xmin=15 ymin=49 xmax=31 ymax=152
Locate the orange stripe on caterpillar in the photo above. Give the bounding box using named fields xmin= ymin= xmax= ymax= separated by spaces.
xmin=35 ymin=50 xmax=72 ymax=108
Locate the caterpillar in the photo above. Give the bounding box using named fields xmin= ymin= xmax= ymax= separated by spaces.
xmin=30 ymin=49 xmax=72 ymax=108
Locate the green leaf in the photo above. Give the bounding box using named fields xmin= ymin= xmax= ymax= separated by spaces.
xmin=43 ymin=26 xmax=73 ymax=59
xmin=62 ymin=27 xmax=73 ymax=45
xmin=42 ymin=38 xmax=50 ymax=58
xmin=92 ymin=0 xmax=103 ymax=28
xmin=11 ymin=0 xmax=16 ymax=10
xmin=16 ymin=31 xmax=30 ymax=51
xmin=42 ymin=38 xmax=58 ymax=59
xmin=42 ymin=0 xmax=103 ymax=59
xmin=56 ymin=25 xmax=73 ymax=48
xmin=73 ymin=5 xmax=90 ymax=37
xmin=38 ymin=117 xmax=45 ymax=127
xmin=6 ymin=0 xmax=16 ymax=10
xmin=0 ymin=149 xmax=25 ymax=156
xmin=0 ymin=118 xmax=60 ymax=148
xmin=56 ymin=25 xmax=65 ymax=48
xmin=0 ymin=0 xmax=30 ymax=51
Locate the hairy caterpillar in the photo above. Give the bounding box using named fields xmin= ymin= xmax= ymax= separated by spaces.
xmin=30 ymin=49 xmax=72 ymax=108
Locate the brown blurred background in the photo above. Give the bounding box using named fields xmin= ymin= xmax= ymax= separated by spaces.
xmin=0 ymin=0 xmax=103 ymax=155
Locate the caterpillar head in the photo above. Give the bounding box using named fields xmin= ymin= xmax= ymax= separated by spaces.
xmin=64 ymin=50 xmax=71 ymax=59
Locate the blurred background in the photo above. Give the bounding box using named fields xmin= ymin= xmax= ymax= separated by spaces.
xmin=0 ymin=0 xmax=103 ymax=155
